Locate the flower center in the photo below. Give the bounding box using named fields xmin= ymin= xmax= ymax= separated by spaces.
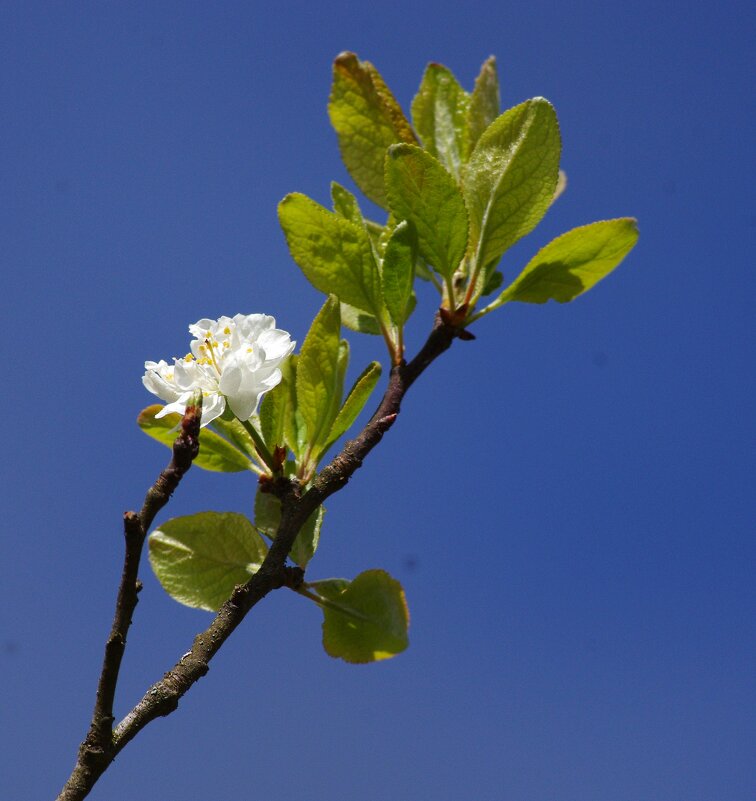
xmin=190 ymin=326 xmax=235 ymax=378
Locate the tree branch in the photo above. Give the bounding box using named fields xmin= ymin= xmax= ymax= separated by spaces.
xmin=56 ymin=314 xmax=459 ymax=801
xmin=56 ymin=398 xmax=202 ymax=801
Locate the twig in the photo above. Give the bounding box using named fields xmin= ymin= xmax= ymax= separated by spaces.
xmin=56 ymin=397 xmax=202 ymax=801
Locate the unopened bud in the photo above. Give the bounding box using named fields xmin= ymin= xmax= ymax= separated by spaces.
xmin=181 ymin=390 xmax=203 ymax=433
xmin=272 ymin=445 xmax=287 ymax=472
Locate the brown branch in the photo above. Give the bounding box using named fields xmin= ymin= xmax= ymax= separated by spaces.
xmin=56 ymin=314 xmax=459 ymax=801
xmin=56 ymin=398 xmax=202 ymax=801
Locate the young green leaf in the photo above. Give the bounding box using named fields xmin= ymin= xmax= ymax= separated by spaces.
xmin=137 ymin=406 xmax=254 ymax=473
xmin=328 ymin=52 xmax=416 ymax=208
xmin=278 ymin=355 xmax=307 ymax=461
xmin=309 ymin=570 xmax=409 ymax=663
xmin=385 ymin=144 xmax=469 ymax=281
xmin=325 ymin=339 xmax=351 ymax=450
xmin=254 ymin=490 xmax=325 ymax=569
xmin=411 ymin=63 xmax=470 ymax=180
xmin=209 ymin=414 xmax=258 ymax=459
xmin=464 ymin=98 xmax=561 ymax=273
xmin=381 ymin=221 xmax=416 ymax=327
xmin=148 ymin=512 xmax=267 ymax=611
xmin=365 ymin=218 xmax=391 ymax=259
xmin=340 ymin=302 xmax=382 ymax=335
xmin=296 ymin=297 xmax=342 ymax=454
xmin=498 ymin=218 xmax=639 ymax=304
xmin=323 ymin=360 xmax=382 ymax=453
xmin=279 ymin=193 xmax=383 ymax=316
xmin=481 ymin=269 xmax=504 ymax=297
xmin=466 ymin=56 xmax=500 ymax=156
xmin=331 ymin=181 xmax=363 ymax=224
xmin=258 ymin=380 xmax=288 ymax=452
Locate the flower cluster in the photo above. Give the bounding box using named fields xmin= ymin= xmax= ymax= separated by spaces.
xmin=143 ymin=314 xmax=295 ymax=427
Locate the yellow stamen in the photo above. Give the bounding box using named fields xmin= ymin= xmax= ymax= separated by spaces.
xmin=205 ymin=338 xmax=222 ymax=374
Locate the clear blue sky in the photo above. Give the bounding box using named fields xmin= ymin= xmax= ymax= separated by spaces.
xmin=2 ymin=2 xmax=754 ymax=799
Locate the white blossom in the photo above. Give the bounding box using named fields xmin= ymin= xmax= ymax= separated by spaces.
xmin=143 ymin=314 xmax=295 ymax=427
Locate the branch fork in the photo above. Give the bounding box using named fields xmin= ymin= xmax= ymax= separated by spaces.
xmin=57 ymin=315 xmax=458 ymax=801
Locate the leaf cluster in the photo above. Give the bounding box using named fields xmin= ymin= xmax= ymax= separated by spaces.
xmin=138 ymin=51 xmax=638 ymax=664
xmin=279 ymin=51 xmax=638 ymax=345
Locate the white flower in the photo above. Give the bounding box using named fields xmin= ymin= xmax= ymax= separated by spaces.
xmin=143 ymin=314 xmax=295 ymax=427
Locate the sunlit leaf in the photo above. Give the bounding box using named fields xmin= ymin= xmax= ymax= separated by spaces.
xmin=411 ymin=63 xmax=469 ymax=179
xmin=464 ymin=98 xmax=561 ymax=273
xmin=340 ymin=302 xmax=383 ymax=335
xmin=328 ymin=52 xmax=416 ymax=207
xmin=137 ymin=406 xmax=254 ymax=473
xmin=499 ymin=218 xmax=639 ymax=304
xmin=324 ymin=360 xmax=382 ymax=453
xmin=309 ymin=570 xmax=409 ymax=663
xmin=296 ymin=297 xmax=343 ymax=453
xmin=148 ymin=512 xmax=267 ymax=611
xmin=381 ymin=221 xmax=417 ymax=326
xmin=331 ymin=181 xmax=363 ymax=224
xmin=466 ymin=56 xmax=500 ymax=156
xmin=279 ymin=193 xmax=383 ymax=316
xmin=385 ymin=144 xmax=469 ymax=280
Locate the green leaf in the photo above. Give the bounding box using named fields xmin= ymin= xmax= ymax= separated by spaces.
xmin=385 ymin=144 xmax=469 ymax=281
xmin=413 ymin=258 xmax=435 ymax=283
xmin=296 ymin=297 xmax=342 ymax=454
xmin=309 ymin=570 xmax=409 ymax=663
xmin=279 ymin=193 xmax=383 ymax=316
xmin=411 ymin=63 xmax=469 ymax=180
xmin=466 ymin=56 xmax=500 ymax=156
xmin=258 ymin=381 xmax=288 ymax=452
xmin=279 ymin=355 xmax=307 ymax=460
xmin=481 ymin=269 xmax=504 ymax=297
xmin=331 ymin=181 xmax=363 ymax=224
xmin=327 ymin=339 xmax=351 ymax=448
xmin=499 ymin=218 xmax=639 ymax=304
xmin=340 ymin=302 xmax=382 ymax=335
xmin=254 ymin=490 xmax=325 ymax=569
xmin=149 ymin=512 xmax=267 ymax=611
xmin=209 ymin=415 xmax=258 ymax=459
xmin=381 ymin=221 xmax=416 ymax=327
xmin=137 ymin=405 xmax=254 ymax=473
xmin=365 ymin=218 xmax=391 ymax=258
xmin=324 ymin=360 xmax=382 ymax=453
xmin=463 ymin=98 xmax=561 ymax=272
xmin=328 ymin=52 xmax=416 ymax=208
xmin=290 ymin=505 xmax=325 ymax=570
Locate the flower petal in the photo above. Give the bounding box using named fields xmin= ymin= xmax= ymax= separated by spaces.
xmin=146 ymin=313 xmax=294 ymax=426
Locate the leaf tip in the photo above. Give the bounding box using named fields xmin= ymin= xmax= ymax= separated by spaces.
xmin=333 ymin=50 xmax=357 ymax=67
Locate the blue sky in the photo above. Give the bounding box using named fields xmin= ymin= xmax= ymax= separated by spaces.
xmin=2 ymin=2 xmax=754 ymax=799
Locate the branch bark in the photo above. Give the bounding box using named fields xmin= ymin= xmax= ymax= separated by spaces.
xmin=56 ymin=399 xmax=202 ymax=800
xmin=56 ymin=314 xmax=458 ymax=801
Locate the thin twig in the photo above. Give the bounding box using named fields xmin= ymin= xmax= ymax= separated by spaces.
xmin=56 ymin=397 xmax=202 ymax=801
